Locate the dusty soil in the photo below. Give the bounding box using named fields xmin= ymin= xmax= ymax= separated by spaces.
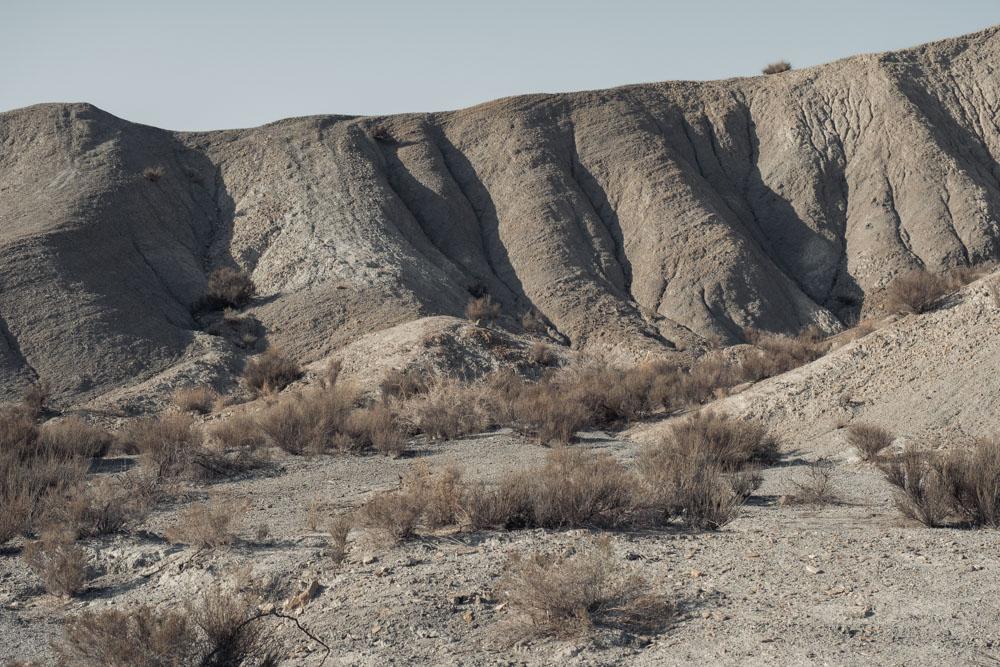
xmin=3 ymin=424 xmax=999 ymax=666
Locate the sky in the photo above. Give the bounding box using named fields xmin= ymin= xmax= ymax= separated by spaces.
xmin=3 ymin=0 xmax=1000 ymax=131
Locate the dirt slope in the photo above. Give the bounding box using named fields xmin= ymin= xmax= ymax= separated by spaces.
xmin=4 ymin=27 xmax=1000 ymax=404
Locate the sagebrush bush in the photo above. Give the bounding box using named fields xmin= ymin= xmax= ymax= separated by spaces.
xmin=465 ymin=295 xmax=501 ymax=322
xmin=529 ymin=448 xmax=635 ymax=528
xmin=356 ymin=488 xmax=424 ymax=546
xmin=884 ymin=268 xmax=949 ymax=315
xmin=664 ymin=411 xmax=779 ymax=468
xmin=790 ymin=458 xmax=838 ymax=505
xmin=530 ymin=341 xmax=555 ymax=366
xmin=1 ymin=407 xmax=90 ymax=544
xmin=878 ymin=446 xmax=953 ymax=527
xmin=404 ymin=377 xmax=488 ymax=442
xmin=38 ymin=416 xmax=113 ymax=459
xmin=944 ymin=439 xmax=1000 ymax=528
xmin=846 ymin=424 xmax=894 ymax=462
xmin=739 ymin=327 xmax=829 ymax=382
xmin=763 ymin=61 xmax=791 ymax=74
xmin=119 ymin=413 xmax=238 ymax=480
xmin=142 ymin=166 xmax=165 ymax=182
xmin=174 ymin=386 xmax=218 ymax=414
xmin=242 ymin=347 xmax=302 ymax=394
xmin=207 ymin=267 xmax=256 ymax=309
xmin=349 ymin=403 xmax=408 ymax=457
xmin=22 ymin=529 xmax=89 ymax=597
xmin=497 ymin=540 xmax=673 ymax=641
xmin=379 ymin=367 xmax=428 ymax=400
xmin=165 ymin=495 xmax=250 ymax=548
xmin=60 ymin=605 xmax=202 ymax=666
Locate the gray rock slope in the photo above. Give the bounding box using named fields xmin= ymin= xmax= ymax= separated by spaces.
xmin=3 ymin=26 xmax=1000 ymax=402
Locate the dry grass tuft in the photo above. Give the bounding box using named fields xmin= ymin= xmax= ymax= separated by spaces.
xmin=59 ymin=605 xmax=201 ymax=666
xmin=497 ymin=539 xmax=673 ymax=641
xmin=356 ymin=488 xmax=424 ymax=547
xmin=243 ymin=347 xmax=302 ymax=394
xmin=943 ymin=438 xmax=1000 ymax=528
xmin=762 ymin=61 xmax=792 ymax=75
xmin=530 ymin=341 xmax=555 ymax=366
xmin=465 ymin=295 xmax=501 ymax=322
xmin=38 ymin=416 xmax=112 ymax=458
xmin=790 ymin=458 xmax=838 ymax=505
xmin=142 ymin=166 xmax=165 ymax=182
xmin=174 ymin=386 xmax=218 ymax=414
xmin=878 ymin=446 xmax=953 ymax=527
xmin=327 ymin=514 xmax=353 ymax=564
xmin=379 ymin=367 xmax=428 ymax=400
xmin=846 ymin=424 xmax=894 ymax=462
xmin=207 ymin=267 xmax=256 ymax=309
xmin=165 ymin=495 xmax=250 ymax=548
xmin=884 ymin=268 xmax=949 ymax=315
xmin=22 ymin=529 xmax=89 ymax=597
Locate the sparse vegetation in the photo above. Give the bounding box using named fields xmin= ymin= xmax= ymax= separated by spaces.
xmin=790 ymin=458 xmax=838 ymax=505
xmin=242 ymin=347 xmax=302 ymax=394
xmin=763 ymin=61 xmax=792 ymax=75
xmin=165 ymin=495 xmax=250 ymax=548
xmin=173 ymin=386 xmax=218 ymax=414
xmin=60 ymin=605 xmax=201 ymax=666
xmin=530 ymin=341 xmax=555 ymax=366
xmin=846 ymin=423 xmax=894 ymax=462
xmin=465 ymin=295 xmax=501 ymax=322
xmin=884 ymin=268 xmax=949 ymax=315
xmin=521 ymin=309 xmax=546 ymax=333
xmin=142 ymin=166 xmax=165 ymax=182
xmin=878 ymin=446 xmax=953 ymax=527
xmin=379 ymin=367 xmax=428 ymax=400
xmin=22 ymin=529 xmax=89 ymax=597
xmin=739 ymin=327 xmax=830 ymax=382
xmin=496 ymin=539 xmax=673 ymax=641
xmin=207 ymin=267 xmax=256 ymax=309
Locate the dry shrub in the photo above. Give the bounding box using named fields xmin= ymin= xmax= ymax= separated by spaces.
xmin=405 ymin=464 xmax=466 ymax=528
xmin=530 ymin=449 xmax=635 ymax=529
xmin=22 ymin=529 xmax=88 ymax=597
xmin=846 ymin=424 xmax=894 ymax=462
xmin=191 ymin=587 xmax=276 ymax=667
xmin=243 ymin=347 xmax=301 ymax=394
xmin=460 ymin=474 xmax=534 ymax=531
xmin=379 ymin=367 xmax=427 ymax=401
xmin=256 ymin=391 xmax=343 ymax=455
xmin=21 ymin=382 xmax=50 ymax=416
xmin=165 ymin=495 xmax=249 ymax=548
xmin=681 ymin=354 xmax=740 ymax=404
xmin=356 ymin=488 xmax=423 ymax=546
xmin=38 ymin=416 xmax=112 ymax=458
xmin=509 ymin=379 xmax=589 ymax=444
xmin=405 ymin=377 xmax=488 ymax=442
xmin=739 ymin=328 xmax=829 ymax=382
xmin=119 ymin=413 xmax=237 ymax=480
xmin=497 ymin=540 xmax=673 ymax=641
xmin=1 ymin=407 xmax=89 ymax=544
xmin=47 ymin=476 xmax=151 ymax=538
xmin=142 ymin=166 xmax=165 ymax=182
xmin=666 ymin=411 xmax=779 ymax=468
xmin=762 ymin=61 xmax=791 ymax=74
xmin=884 ymin=268 xmax=949 ymax=315
xmin=207 ymin=267 xmax=256 ymax=309
xmin=327 ymin=514 xmax=353 ymax=564
xmin=59 ymin=605 xmax=201 ymax=666
xmin=348 ymin=403 xmax=407 ymax=457
xmin=944 ymin=264 xmax=988 ymax=291
xmin=878 ymin=446 xmax=953 ymax=527
xmin=790 ymin=458 xmax=838 ymax=505
xmin=530 ymin=341 xmax=555 ymax=366
xmin=635 ymin=412 xmax=773 ymax=529
xmin=174 ymin=386 xmax=218 ymax=414
xmin=208 ymin=413 xmax=265 ymax=452
xmin=521 ymin=309 xmax=546 ymax=333
xmin=943 ymin=438 xmax=1000 ymax=528
xmin=465 ymin=295 xmax=501 ymax=322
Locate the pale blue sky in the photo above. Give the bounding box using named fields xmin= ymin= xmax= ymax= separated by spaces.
xmin=3 ymin=0 xmax=999 ymax=131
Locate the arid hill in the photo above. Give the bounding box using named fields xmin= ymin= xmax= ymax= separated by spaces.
xmin=3 ymin=26 xmax=1000 ymax=405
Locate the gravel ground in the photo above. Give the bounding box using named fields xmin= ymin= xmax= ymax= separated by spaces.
xmin=3 ymin=426 xmax=999 ymax=666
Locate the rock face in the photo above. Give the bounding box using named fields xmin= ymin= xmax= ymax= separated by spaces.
xmin=3 ymin=27 xmax=1000 ymax=403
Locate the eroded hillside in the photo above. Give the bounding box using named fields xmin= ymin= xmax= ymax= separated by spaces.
xmin=3 ymin=27 xmax=1000 ymax=404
